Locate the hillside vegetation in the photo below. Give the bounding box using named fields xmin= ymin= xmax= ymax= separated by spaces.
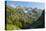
xmin=5 ymin=6 xmax=44 ymax=30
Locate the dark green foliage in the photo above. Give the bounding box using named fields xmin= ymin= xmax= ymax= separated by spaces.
xmin=6 ymin=6 xmax=32 ymax=30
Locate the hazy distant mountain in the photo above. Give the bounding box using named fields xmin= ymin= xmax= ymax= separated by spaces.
xmin=32 ymin=8 xmax=43 ymax=21
xmin=16 ymin=6 xmax=44 ymax=21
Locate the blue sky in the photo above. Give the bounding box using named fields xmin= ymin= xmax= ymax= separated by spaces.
xmin=6 ymin=1 xmax=45 ymax=9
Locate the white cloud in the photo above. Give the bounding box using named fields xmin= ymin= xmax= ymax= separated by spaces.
xmin=24 ymin=10 xmax=28 ymax=13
